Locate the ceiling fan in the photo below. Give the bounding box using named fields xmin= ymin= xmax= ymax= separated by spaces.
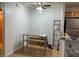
xmin=35 ymin=2 xmax=51 ymax=13
xmin=37 ymin=2 xmax=51 ymax=9
xmin=28 ymin=2 xmax=51 ymax=9
xmin=22 ymin=2 xmax=52 ymax=13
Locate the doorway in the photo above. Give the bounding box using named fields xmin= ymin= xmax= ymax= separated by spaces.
xmin=0 ymin=4 xmax=3 ymax=56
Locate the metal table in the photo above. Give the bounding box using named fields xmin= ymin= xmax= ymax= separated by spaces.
xmin=22 ymin=34 xmax=48 ymax=56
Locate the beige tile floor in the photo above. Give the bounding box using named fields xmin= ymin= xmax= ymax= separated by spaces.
xmin=9 ymin=36 xmax=64 ymax=57
xmin=0 ymin=41 xmax=64 ymax=57
xmin=10 ymin=46 xmax=63 ymax=57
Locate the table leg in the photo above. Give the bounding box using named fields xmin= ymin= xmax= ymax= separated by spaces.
xmin=23 ymin=35 xmax=24 ymax=51
xmin=27 ymin=35 xmax=28 ymax=48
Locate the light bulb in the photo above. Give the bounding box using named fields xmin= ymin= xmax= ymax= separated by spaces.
xmin=36 ymin=7 xmax=43 ymax=13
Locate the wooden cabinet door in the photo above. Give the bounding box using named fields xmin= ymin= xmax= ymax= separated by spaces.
xmin=0 ymin=11 xmax=2 ymax=43
xmin=65 ymin=12 xmax=72 ymax=17
xmin=72 ymin=11 xmax=79 ymax=17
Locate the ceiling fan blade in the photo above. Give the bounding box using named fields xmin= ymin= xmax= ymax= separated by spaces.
xmin=42 ymin=7 xmax=46 ymax=9
xmin=43 ymin=5 xmax=51 ymax=7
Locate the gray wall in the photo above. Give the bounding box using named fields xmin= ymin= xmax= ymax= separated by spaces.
xmin=30 ymin=3 xmax=65 ymax=44
xmin=4 ymin=2 xmax=65 ymax=56
xmin=4 ymin=3 xmax=31 ymax=56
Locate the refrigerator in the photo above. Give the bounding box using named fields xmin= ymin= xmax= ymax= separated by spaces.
xmin=64 ymin=17 xmax=79 ymax=36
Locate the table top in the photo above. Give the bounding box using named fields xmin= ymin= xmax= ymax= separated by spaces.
xmin=22 ymin=34 xmax=47 ymax=37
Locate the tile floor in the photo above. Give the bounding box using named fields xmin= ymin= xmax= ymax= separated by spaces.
xmin=10 ymin=46 xmax=63 ymax=57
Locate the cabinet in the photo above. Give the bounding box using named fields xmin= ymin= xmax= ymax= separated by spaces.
xmin=65 ymin=11 xmax=79 ymax=17
xmin=72 ymin=11 xmax=79 ymax=17
xmin=65 ymin=12 xmax=72 ymax=17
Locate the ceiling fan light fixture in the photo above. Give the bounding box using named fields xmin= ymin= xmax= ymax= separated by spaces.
xmin=36 ymin=2 xmax=43 ymax=13
xmin=36 ymin=6 xmax=43 ymax=13
xmin=36 ymin=7 xmax=43 ymax=11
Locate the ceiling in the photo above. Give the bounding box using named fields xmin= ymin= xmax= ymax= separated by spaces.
xmin=20 ymin=2 xmax=79 ymax=8
xmin=19 ymin=2 xmax=59 ymax=8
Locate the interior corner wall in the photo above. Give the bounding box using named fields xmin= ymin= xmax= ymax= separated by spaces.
xmin=30 ymin=3 xmax=65 ymax=45
xmin=4 ymin=3 xmax=30 ymax=56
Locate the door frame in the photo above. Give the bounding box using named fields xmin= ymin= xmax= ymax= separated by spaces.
xmin=2 ymin=3 xmax=5 ymax=57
